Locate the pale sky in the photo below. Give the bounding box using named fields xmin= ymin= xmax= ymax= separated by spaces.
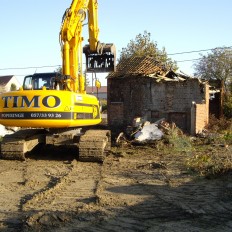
xmin=0 ymin=0 xmax=231 ymax=85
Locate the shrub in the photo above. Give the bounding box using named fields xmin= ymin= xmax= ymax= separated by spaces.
xmin=163 ymin=124 xmax=192 ymax=152
xmin=187 ymin=150 xmax=232 ymax=177
xmin=100 ymin=99 xmax=107 ymax=113
xmin=223 ymin=95 xmax=232 ymax=118
xmin=207 ymin=114 xmax=232 ymax=133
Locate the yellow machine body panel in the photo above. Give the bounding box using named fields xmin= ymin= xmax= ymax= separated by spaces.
xmin=0 ymin=88 xmax=101 ymax=128
xmin=0 ymin=0 xmax=115 ymax=130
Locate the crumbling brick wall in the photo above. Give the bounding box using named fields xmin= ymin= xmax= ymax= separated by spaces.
xmin=107 ymin=76 xmax=208 ymax=133
xmin=195 ymin=104 xmax=208 ymax=133
xmin=191 ymin=84 xmax=209 ymax=134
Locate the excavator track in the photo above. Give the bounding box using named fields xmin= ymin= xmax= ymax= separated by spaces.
xmin=21 ymin=159 xmax=103 ymax=229
xmin=0 ymin=129 xmax=46 ymax=160
xmin=0 ymin=129 xmax=111 ymax=162
xmin=79 ymin=130 xmax=111 ymax=162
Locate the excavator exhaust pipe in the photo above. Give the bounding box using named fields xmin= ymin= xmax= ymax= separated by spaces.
xmin=83 ymin=43 xmax=116 ymax=73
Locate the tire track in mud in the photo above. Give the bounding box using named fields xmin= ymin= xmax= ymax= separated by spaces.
xmin=0 ymin=160 xmax=27 ymax=231
xmin=55 ymin=153 xmax=232 ymax=232
xmin=0 ymin=154 xmax=104 ymax=231
xmin=21 ymin=159 xmax=103 ymax=228
xmin=1 ymin=148 xmax=232 ymax=232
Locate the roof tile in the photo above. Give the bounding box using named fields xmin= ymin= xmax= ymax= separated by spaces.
xmin=108 ymin=56 xmax=167 ymax=78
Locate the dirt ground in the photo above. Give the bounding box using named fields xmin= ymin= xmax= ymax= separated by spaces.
xmin=0 ymin=143 xmax=232 ymax=232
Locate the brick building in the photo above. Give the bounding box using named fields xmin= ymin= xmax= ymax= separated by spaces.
xmin=86 ymin=86 xmax=107 ymax=100
xmin=107 ymin=56 xmax=209 ymax=135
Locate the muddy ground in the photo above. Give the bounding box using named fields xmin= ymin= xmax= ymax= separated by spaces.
xmin=0 ymin=143 xmax=232 ymax=232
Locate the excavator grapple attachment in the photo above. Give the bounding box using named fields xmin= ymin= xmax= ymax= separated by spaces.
xmin=83 ymin=43 xmax=116 ymax=73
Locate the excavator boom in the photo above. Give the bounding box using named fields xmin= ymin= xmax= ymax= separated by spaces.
xmin=60 ymin=0 xmax=116 ymax=92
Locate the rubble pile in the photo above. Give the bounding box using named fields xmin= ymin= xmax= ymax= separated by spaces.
xmin=116 ymin=117 xmax=182 ymax=145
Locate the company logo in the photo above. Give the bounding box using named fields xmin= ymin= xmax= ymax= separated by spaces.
xmin=2 ymin=95 xmax=61 ymax=109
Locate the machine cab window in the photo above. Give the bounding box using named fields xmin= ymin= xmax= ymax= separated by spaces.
xmin=23 ymin=75 xmax=33 ymax=90
xmin=23 ymin=73 xmax=61 ymax=90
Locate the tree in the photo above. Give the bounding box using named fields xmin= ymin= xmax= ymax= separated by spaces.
xmin=194 ymin=47 xmax=232 ymax=85
xmin=55 ymin=66 xmax=62 ymax=74
xmin=194 ymin=47 xmax=232 ymax=118
xmin=118 ymin=31 xmax=178 ymax=70
xmin=10 ymin=83 xmax=17 ymax=91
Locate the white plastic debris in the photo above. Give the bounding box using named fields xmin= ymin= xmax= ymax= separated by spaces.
xmin=0 ymin=125 xmax=18 ymax=137
xmin=134 ymin=123 xmax=163 ymax=142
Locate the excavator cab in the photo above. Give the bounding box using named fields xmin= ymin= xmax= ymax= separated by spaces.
xmin=83 ymin=43 xmax=116 ymax=73
xmin=23 ymin=73 xmax=62 ymax=90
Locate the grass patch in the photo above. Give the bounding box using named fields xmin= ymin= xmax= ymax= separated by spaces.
xmin=186 ymin=148 xmax=232 ymax=178
xmin=185 ymin=115 xmax=232 ymax=177
xmin=162 ymin=124 xmax=193 ymax=153
xmin=112 ymin=119 xmax=232 ymax=178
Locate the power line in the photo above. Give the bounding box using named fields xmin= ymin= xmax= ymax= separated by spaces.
xmin=175 ymin=48 xmax=232 ymax=62
xmin=0 ymin=65 xmax=61 ymax=71
xmin=175 ymin=58 xmax=201 ymax=63
xmin=0 ymin=46 xmax=231 ymax=71
xmin=168 ymin=46 xmax=232 ymax=56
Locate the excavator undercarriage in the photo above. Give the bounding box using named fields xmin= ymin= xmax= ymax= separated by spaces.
xmin=0 ymin=128 xmax=111 ymax=162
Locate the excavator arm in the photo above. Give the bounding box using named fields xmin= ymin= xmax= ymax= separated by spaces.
xmin=60 ymin=0 xmax=116 ymax=93
xmin=83 ymin=0 xmax=116 ymax=73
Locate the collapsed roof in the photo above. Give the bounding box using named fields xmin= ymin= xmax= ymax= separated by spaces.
xmin=107 ymin=56 xmax=193 ymax=82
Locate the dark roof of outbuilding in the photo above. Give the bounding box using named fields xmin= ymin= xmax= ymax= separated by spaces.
xmin=0 ymin=75 xmax=14 ymax=86
xmin=108 ymin=56 xmax=167 ymax=79
xmin=107 ymin=55 xmax=196 ymax=83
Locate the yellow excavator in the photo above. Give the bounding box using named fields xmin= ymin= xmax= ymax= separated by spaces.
xmin=0 ymin=0 xmax=115 ymax=161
